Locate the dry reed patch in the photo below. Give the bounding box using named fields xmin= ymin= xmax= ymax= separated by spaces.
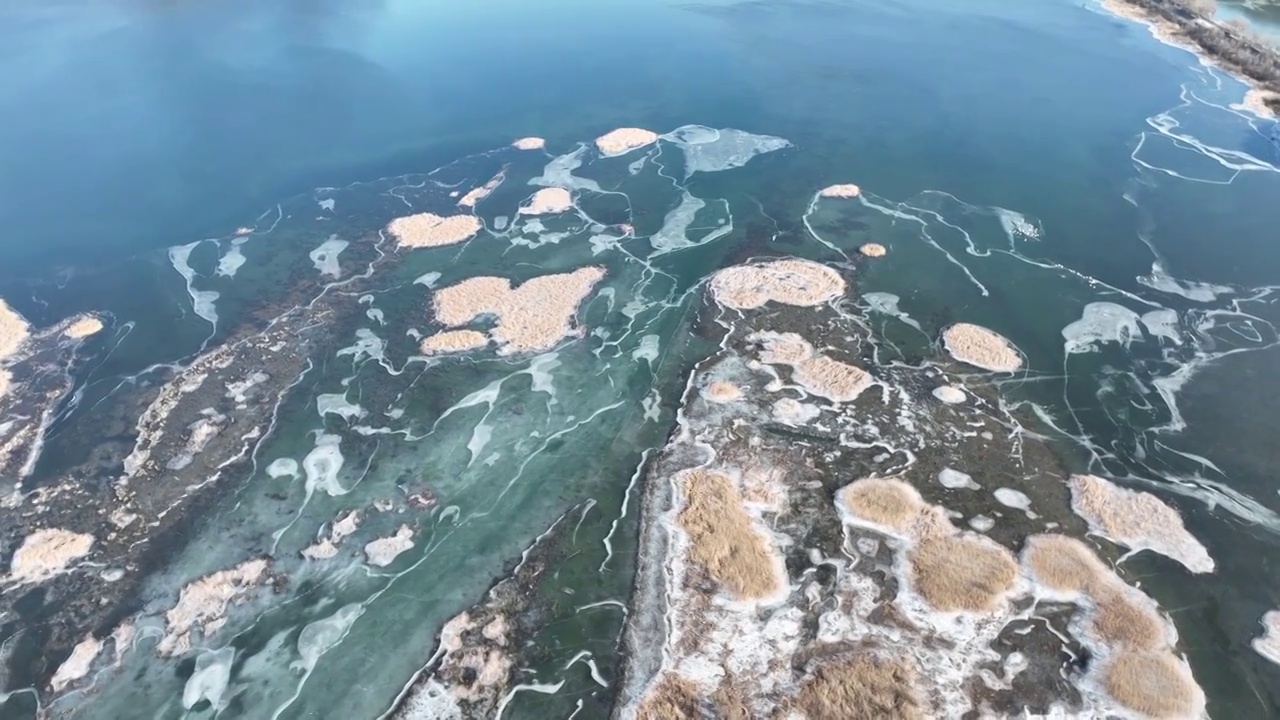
xmin=931 ymin=385 xmax=966 ymax=404
xmin=819 ymin=184 xmax=861 ymax=198
xmin=1091 ymin=587 xmax=1166 ymax=651
xmin=1103 ymin=651 xmax=1201 ymax=719
xmin=595 ymin=127 xmax=660 ymax=156
xmin=386 ymin=212 xmax=481 ymax=249
xmin=420 ymin=330 xmax=489 ymax=355
xmin=702 ymin=380 xmax=743 ymax=403
xmin=1021 ymin=534 xmax=1109 ymax=594
xmin=794 ymin=355 xmax=872 ymax=403
xmin=457 ymin=171 xmax=504 ymax=208
xmin=839 ymin=477 xmax=925 ymax=534
xmin=1069 ymin=474 xmax=1214 ymax=573
xmin=941 ymin=323 xmax=1023 ymax=372
xmin=1237 ymin=89 xmax=1279 ymax=120
xmin=0 ymin=298 xmax=31 ymax=360
xmin=159 ymin=558 xmax=269 ymax=656
xmin=793 ymin=655 xmax=925 ymax=720
xmin=908 ymin=534 xmax=1018 ymax=612
xmin=63 ymin=316 xmax=104 ymax=339
xmin=1253 ymin=610 xmax=1280 ymax=666
xmin=859 ymin=243 xmax=887 ymax=257
xmin=6 ymin=528 xmax=95 ymax=585
xmin=433 ymin=276 xmax=510 ymax=326
xmin=636 ymin=673 xmax=702 ymax=720
xmin=432 ymin=267 xmax=606 ymax=354
xmin=710 ymin=259 xmax=845 ymax=310
xmin=512 ymin=136 xmax=546 ymax=150
xmin=676 ymin=469 xmax=782 ymax=600
xmin=50 ymin=634 xmax=103 ymax=692
xmin=748 ymin=331 xmax=815 ymax=365
xmin=771 ymin=397 xmax=818 ymax=424
xmin=519 ymin=187 xmax=573 ymax=215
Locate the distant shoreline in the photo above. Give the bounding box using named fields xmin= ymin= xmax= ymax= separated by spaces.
xmin=1102 ymin=0 xmax=1280 ymax=117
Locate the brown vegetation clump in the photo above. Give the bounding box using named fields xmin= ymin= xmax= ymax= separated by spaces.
xmin=432 ymin=267 xmax=606 ymax=355
xmin=676 ymin=468 xmax=783 ymax=600
xmin=1069 ymin=474 xmax=1214 ymax=573
xmin=420 ymin=330 xmax=489 ymax=356
xmin=1021 ymin=534 xmax=1109 ymax=594
xmin=839 ymin=477 xmax=925 ymax=534
xmin=1102 ymin=651 xmax=1202 ymax=719
xmin=710 ymin=259 xmax=845 ymax=310
xmin=819 ymin=184 xmax=862 ymax=198
xmin=386 ymin=212 xmax=481 ymax=249
xmin=793 ymin=354 xmax=873 ymax=403
xmin=595 ymin=127 xmax=660 ymax=156
xmin=511 ymin=136 xmax=546 ymax=150
xmin=636 ymin=673 xmax=702 ymax=720
xmin=908 ymin=534 xmax=1018 ymax=612
xmin=793 ymin=655 xmax=925 ymax=720
xmin=519 ymin=187 xmax=574 ymax=215
xmin=859 ymin=243 xmax=887 ymax=258
xmin=942 ymin=323 xmax=1023 ymax=372
xmin=1091 ymin=587 xmax=1167 ymax=650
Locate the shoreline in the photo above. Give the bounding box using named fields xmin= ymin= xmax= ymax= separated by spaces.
xmin=1101 ymin=0 xmax=1280 ymax=117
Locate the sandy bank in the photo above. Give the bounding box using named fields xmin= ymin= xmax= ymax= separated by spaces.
xmin=1101 ymin=0 xmax=1280 ymax=115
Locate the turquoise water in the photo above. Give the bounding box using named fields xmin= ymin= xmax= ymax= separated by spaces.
xmin=2 ymin=0 xmax=1280 ymax=717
